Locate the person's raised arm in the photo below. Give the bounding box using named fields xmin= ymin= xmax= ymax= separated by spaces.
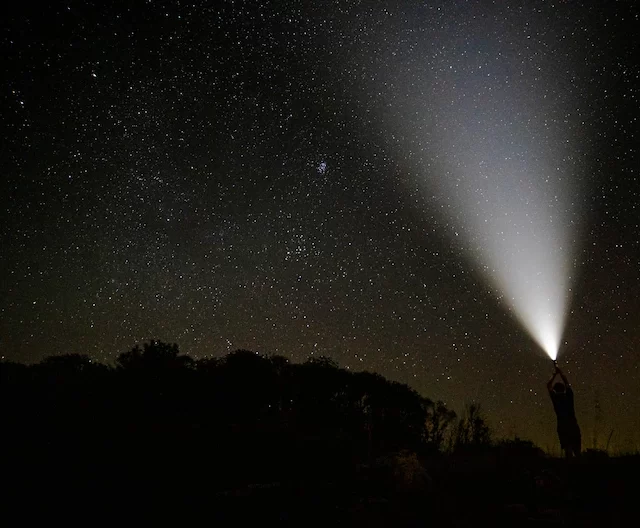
xmin=556 ymin=366 xmax=570 ymax=387
xmin=547 ymin=369 xmax=557 ymax=392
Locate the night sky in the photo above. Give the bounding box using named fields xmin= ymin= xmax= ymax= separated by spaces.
xmin=1 ymin=1 xmax=638 ymax=452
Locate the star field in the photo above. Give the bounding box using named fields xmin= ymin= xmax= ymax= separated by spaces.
xmin=1 ymin=1 xmax=638 ymax=452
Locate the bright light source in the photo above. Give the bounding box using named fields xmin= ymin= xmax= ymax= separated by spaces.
xmin=408 ymin=137 xmax=576 ymax=361
xmin=462 ymin=194 xmax=571 ymax=362
xmin=429 ymin=161 xmax=574 ymax=362
xmin=370 ymin=5 xmax=582 ymax=356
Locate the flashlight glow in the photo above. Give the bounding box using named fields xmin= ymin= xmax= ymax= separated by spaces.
xmin=366 ymin=5 xmax=583 ymax=361
xmin=460 ymin=182 xmax=572 ymax=362
xmin=435 ymin=158 xmax=573 ymax=362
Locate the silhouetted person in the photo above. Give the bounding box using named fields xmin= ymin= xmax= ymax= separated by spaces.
xmin=547 ymin=365 xmax=581 ymax=458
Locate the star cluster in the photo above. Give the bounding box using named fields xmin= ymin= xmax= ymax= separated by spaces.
xmin=1 ymin=1 xmax=638 ymax=451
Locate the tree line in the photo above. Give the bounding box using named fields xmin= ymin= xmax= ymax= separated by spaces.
xmin=1 ymin=340 xmax=494 ymax=461
xmin=2 ymin=339 xmax=511 ymax=517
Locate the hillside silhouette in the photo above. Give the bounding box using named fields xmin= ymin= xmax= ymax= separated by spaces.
xmin=2 ymin=340 xmax=637 ymax=526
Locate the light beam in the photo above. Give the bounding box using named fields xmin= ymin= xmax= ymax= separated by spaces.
xmin=366 ymin=4 xmax=588 ymax=359
xmin=425 ymin=144 xmax=575 ymax=362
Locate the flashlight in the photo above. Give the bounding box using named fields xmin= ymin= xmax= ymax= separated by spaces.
xmin=553 ymin=359 xmax=558 ymax=368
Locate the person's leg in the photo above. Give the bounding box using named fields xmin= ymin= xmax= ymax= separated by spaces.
xmin=568 ymin=426 xmax=581 ymax=458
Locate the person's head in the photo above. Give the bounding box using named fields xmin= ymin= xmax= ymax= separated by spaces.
xmin=553 ymin=382 xmax=566 ymax=393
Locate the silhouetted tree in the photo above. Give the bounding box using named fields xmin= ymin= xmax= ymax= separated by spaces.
xmin=292 ymin=355 xmax=350 ymax=426
xmin=40 ymin=353 xmax=105 ymax=372
xmin=116 ymin=340 xmax=193 ymax=371
xmin=452 ymin=403 xmax=492 ymax=451
xmin=425 ymin=400 xmax=457 ymax=452
xmin=349 ymin=371 xmax=429 ymax=457
xmin=217 ymin=349 xmax=281 ymax=422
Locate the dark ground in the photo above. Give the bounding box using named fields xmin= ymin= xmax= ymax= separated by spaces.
xmin=3 ymin=441 xmax=638 ymax=526
xmin=2 ymin=350 xmax=637 ymax=526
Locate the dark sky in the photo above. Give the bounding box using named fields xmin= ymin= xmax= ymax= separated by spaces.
xmin=1 ymin=1 xmax=638 ymax=452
